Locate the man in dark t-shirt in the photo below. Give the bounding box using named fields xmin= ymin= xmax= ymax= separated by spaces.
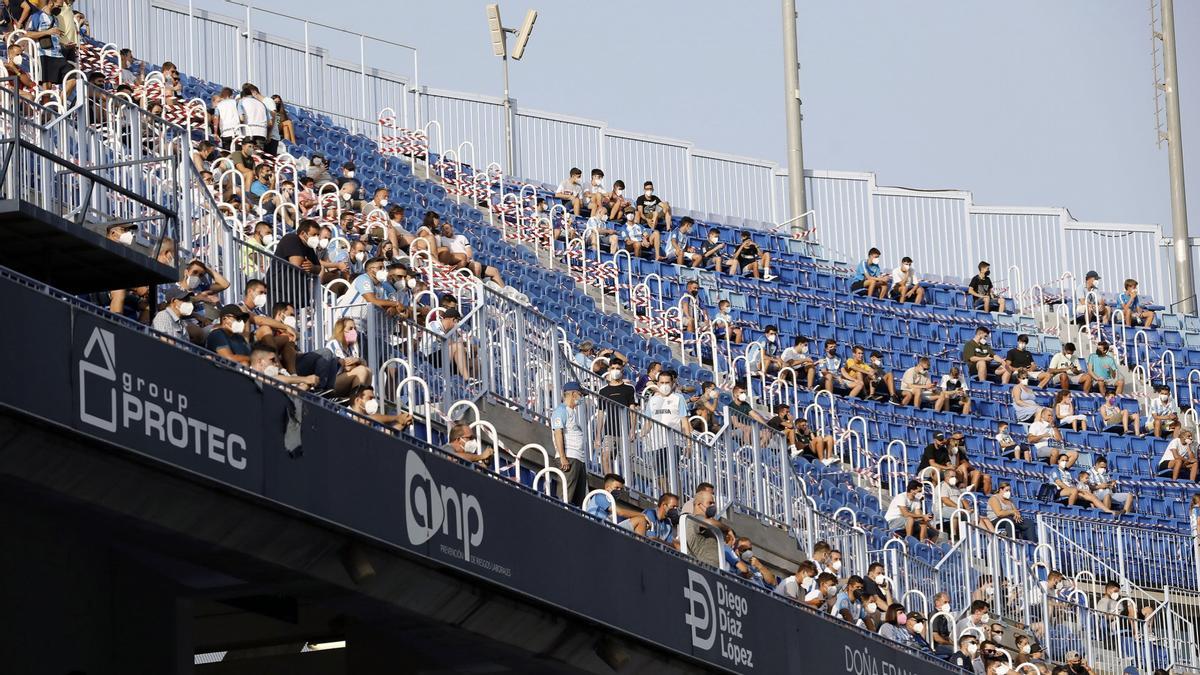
xmin=596 ymin=362 xmax=638 ymax=474
xmin=273 ymin=219 xmax=321 ymax=274
xmin=635 ymin=180 xmax=672 ymax=229
xmin=967 ymin=260 xmax=1005 ymax=313
xmin=205 ymin=304 xmax=252 ymax=365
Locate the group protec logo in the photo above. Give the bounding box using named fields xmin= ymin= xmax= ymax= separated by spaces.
xmin=404 ymin=450 xmax=485 ymax=562
xmin=683 ymin=570 xmax=717 ymax=650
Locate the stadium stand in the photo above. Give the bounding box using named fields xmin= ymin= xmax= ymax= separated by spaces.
xmin=1 ymin=1 xmax=1198 ymax=673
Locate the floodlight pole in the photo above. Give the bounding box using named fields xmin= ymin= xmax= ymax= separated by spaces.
xmin=1162 ymin=0 xmax=1195 ymax=314
xmin=781 ymin=0 xmax=808 ymax=231
xmin=501 ymin=39 xmax=514 ymax=175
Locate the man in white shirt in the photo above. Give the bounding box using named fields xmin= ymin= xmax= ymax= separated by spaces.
xmin=237 ymin=83 xmax=271 ymax=145
xmin=885 ymin=480 xmax=934 ymax=541
xmin=551 ymin=381 xmax=590 ymax=504
xmin=212 ymin=87 xmax=241 ymax=149
xmin=642 ymin=369 xmax=691 ymax=493
xmin=1040 ymin=342 xmax=1092 ymax=392
xmin=555 ymin=167 xmax=584 ymax=216
xmin=583 ymin=168 xmax=608 ymax=217
xmin=1027 ymin=407 xmax=1077 ymax=467
xmin=890 ymin=256 xmax=925 ymax=304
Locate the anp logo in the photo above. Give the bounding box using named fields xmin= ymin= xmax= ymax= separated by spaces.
xmin=683 ymin=570 xmax=716 ymax=650
xmin=404 ymin=450 xmax=484 ymax=562
xmin=79 ymin=327 xmax=118 ymax=432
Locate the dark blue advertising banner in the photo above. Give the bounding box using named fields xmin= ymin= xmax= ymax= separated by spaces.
xmin=0 ymin=273 xmax=957 ymax=675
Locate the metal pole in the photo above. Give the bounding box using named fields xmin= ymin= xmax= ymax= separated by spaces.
xmin=781 ymin=0 xmax=808 ymax=226
xmin=187 ymin=0 xmax=195 ymax=76
xmin=244 ymin=4 xmax=252 ymax=83
xmin=303 ymin=21 xmax=311 ymax=108
xmin=359 ymin=34 xmax=368 ymax=123
xmin=502 ymin=53 xmax=514 ymax=174
xmin=1162 ymin=0 xmax=1195 ymax=314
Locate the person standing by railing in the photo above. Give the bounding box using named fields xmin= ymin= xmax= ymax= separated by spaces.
xmin=550 ymin=381 xmax=589 ymax=506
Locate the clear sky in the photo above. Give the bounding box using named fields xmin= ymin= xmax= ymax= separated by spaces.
xmin=203 ymin=0 xmax=1196 ymax=231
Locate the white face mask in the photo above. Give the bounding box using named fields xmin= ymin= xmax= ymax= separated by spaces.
xmin=766 ymin=334 xmax=777 ymax=342
xmin=406 ymin=278 xmax=418 ymax=289
xmin=355 ymin=252 xmax=367 ymax=263
xmin=994 ymin=665 xmax=1010 ymax=675
xmin=607 ymin=369 xmax=623 ymax=382
xmin=936 ymin=603 xmax=949 ymax=614
xmin=230 ymin=319 xmax=245 ymax=333
xmin=736 ymin=392 xmax=747 ymax=402
xmin=306 ymin=235 xmax=320 ymax=248
xmin=966 ymin=643 xmax=978 ymax=656
xmin=831 ymin=560 xmax=842 ymax=572
xmin=826 ymin=586 xmax=838 ymax=597
xmin=948 ymin=476 xmax=958 ymax=486
xmin=1021 ymin=644 xmax=1031 ymax=654
xmin=464 ymin=438 xmax=481 ymax=454
xmin=1059 ymin=462 xmax=1069 ymax=470
xmin=118 ymin=230 xmax=135 ymax=245
xmin=345 ymin=171 xmax=355 ymax=178
xmin=1109 ymin=591 xmax=1120 ymax=600
xmin=615 ymin=188 xmax=623 ymax=195
xmin=866 ymin=602 xmax=878 ymax=614
xmin=185 ymin=275 xmax=201 ymax=290
xmin=379 ymin=199 xmax=389 ymax=207
xmin=253 ymin=293 xmax=268 ymax=308
xmin=261 ymin=233 xmax=275 ymax=247
xmin=644 ymin=190 xmax=653 ymax=197
xmin=177 ymin=301 xmax=194 ymax=317
xmin=1094 ymin=466 xmax=1105 ymax=475
xmin=264 ymin=364 xmax=280 ymax=377
xmin=283 ymin=315 xmax=297 ymax=329
xmin=979 ymin=612 xmax=990 ymax=623
xmin=801 ymin=576 xmax=814 ymax=590
xmin=318 ymin=237 xmax=330 ymax=249
xmin=912 ymin=622 xmax=924 ymax=633
xmin=12 ymin=54 xmax=23 ymax=66
xmin=874 ymin=574 xmax=886 ymax=586
xmin=342 ymin=193 xmax=352 ymax=202
xmin=1001 ymin=491 xmax=1011 ymax=500
xmin=373 ymin=269 xmax=388 ymax=282
xmin=658 ymin=383 xmax=673 ymax=395
xmin=363 ymin=398 xmax=379 ymax=415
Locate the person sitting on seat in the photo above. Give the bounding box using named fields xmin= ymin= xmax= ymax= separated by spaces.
xmin=851 ymin=247 xmax=890 ymax=299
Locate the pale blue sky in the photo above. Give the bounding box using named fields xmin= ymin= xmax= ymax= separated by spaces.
xmin=211 ymin=0 xmax=1196 ymax=231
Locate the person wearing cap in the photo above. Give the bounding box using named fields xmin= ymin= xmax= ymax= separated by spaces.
xmin=1086 ymin=340 xmax=1123 ymax=395
xmin=1078 ymin=270 xmax=1111 ymax=324
xmin=151 ymin=287 xmax=196 ymax=341
xmin=205 ymin=305 xmax=253 ymax=365
xmin=884 ymin=480 xmax=935 ymax=542
xmin=550 ymin=381 xmax=590 ymax=505
xmin=248 ymin=341 xmax=320 ymax=392
xmin=352 ymin=256 xmax=407 ymax=318
xmin=1062 ymin=650 xmax=1096 ymax=674
xmin=105 ymin=221 xmax=136 ymax=247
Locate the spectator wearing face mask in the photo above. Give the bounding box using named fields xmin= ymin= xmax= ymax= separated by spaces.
xmin=860 ymin=562 xmax=891 ymax=613
xmin=963 ymin=325 xmax=1005 ymax=383
xmin=994 ymin=421 xmax=1031 ymax=462
xmin=622 ymin=208 xmax=658 ymax=259
xmin=1061 ymin=650 xmax=1096 ymax=675
xmin=730 ymin=536 xmax=777 ymax=590
xmin=793 ymin=418 xmax=835 ymax=463
xmin=935 ymin=468 xmax=985 ymax=539
xmin=325 ymin=317 xmax=372 ymax=396
xmin=987 ymin=483 xmax=1036 ymax=540
xmin=878 ymin=603 xmax=917 ymax=647
xmin=595 ymin=361 xmax=637 ymax=474
xmin=1146 ymin=385 xmax=1181 ymax=438
xmin=905 ymin=612 xmax=932 ymax=652
xmin=967 ymin=260 xmax=1006 ymax=313
xmin=866 ymin=350 xmax=898 ymax=402
xmin=679 ymin=279 xmax=708 ymax=335
xmin=1098 ymin=394 xmax=1141 ymax=436
xmin=152 ymin=288 xmax=197 ymax=341
xmin=689 ymin=381 xmax=721 ymax=433
xmin=850 ymin=247 xmax=891 ymax=300
xmin=929 ymin=592 xmax=954 ymax=654
xmin=206 ymin=305 xmax=253 ymax=365
xmin=634 ymin=361 xmax=661 ymax=398
xmin=1160 ymin=429 xmax=1199 ymax=481
xmin=755 ymin=325 xmax=785 ymax=374
xmin=982 ymin=654 xmax=1013 ymax=675
xmin=1086 ymin=340 xmax=1123 ymax=395
xmin=1084 ymin=458 xmax=1134 ymax=514
xmin=274 ymin=219 xmax=323 ymax=276
xmin=832 ymin=575 xmax=867 ymax=626
xmin=885 ymin=480 xmax=936 ymax=542
xmin=1000 ymin=334 xmax=1039 ymax=386
xmin=551 ymin=381 xmax=590 ymax=505
xmin=683 ymin=486 xmax=722 ymax=568
xmin=780 ymin=335 xmax=815 ymax=386
xmin=1040 ymin=342 xmax=1091 ymax=391
xmin=620 ymin=491 xmax=679 ymax=547
xmin=443 ymin=421 xmax=494 ymax=466
xmin=956 ymin=599 xmax=992 ymax=640
xmin=698 ymin=228 xmax=725 ymax=270
xmin=710 ymin=299 xmax=744 ymax=345
xmin=585 ymin=473 xmax=642 ymax=522
xmin=663 ymin=215 xmax=699 ymax=266
xmin=641 ymin=369 xmax=691 ymax=492
xmin=890 ymin=256 xmax=925 ymax=304
xmin=635 ymin=180 xmax=671 ymax=230
xmin=352 ymin=256 xmax=408 ymax=318
xmin=900 ymin=356 xmax=943 ymax=410
xmin=950 ymin=634 xmax=980 ymax=671
xmin=774 ymin=560 xmax=818 ymax=602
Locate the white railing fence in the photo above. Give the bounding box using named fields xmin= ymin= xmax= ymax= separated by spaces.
xmin=79 ymin=0 xmax=1185 ymax=304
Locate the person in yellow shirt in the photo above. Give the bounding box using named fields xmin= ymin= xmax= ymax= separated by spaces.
xmin=842 ymin=345 xmax=874 ymax=398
